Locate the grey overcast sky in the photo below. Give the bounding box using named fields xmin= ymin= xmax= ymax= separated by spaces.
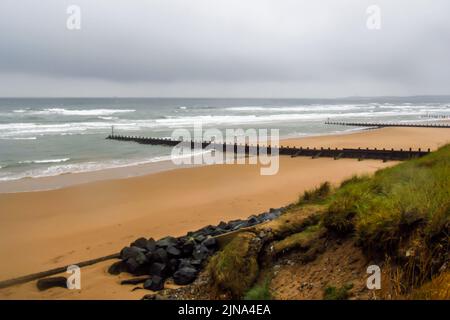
xmin=0 ymin=0 xmax=449 ymax=98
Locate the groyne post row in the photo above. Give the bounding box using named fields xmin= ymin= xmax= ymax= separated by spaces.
xmin=106 ymin=135 xmax=431 ymax=161
xmin=421 ymin=114 xmax=450 ymax=119
xmin=324 ymin=120 xmax=450 ymax=128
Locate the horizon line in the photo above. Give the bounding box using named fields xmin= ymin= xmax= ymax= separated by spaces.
xmin=1 ymin=94 xmax=450 ymax=100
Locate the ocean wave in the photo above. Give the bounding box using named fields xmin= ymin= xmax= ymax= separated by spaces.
xmin=0 ymin=151 xmax=211 ymax=181
xmin=0 ymin=110 xmax=427 ymax=138
xmin=0 ymin=121 xmax=125 ymax=138
xmin=154 ymin=111 xmax=425 ymax=127
xmin=377 ymin=104 xmax=441 ymax=110
xmin=19 ymin=158 xmax=70 ymax=164
xmin=0 ymin=136 xmax=37 ymax=140
xmin=13 ymin=108 xmax=135 ymax=116
xmin=98 ymin=116 xmax=119 ymax=120
xmin=225 ymin=105 xmax=373 ymax=112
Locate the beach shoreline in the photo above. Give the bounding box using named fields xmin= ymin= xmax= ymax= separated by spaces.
xmin=2 ymin=125 xmax=449 ymax=194
xmin=0 ymin=127 xmax=376 ymax=193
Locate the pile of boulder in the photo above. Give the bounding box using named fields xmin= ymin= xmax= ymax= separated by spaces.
xmin=108 ymin=207 xmax=285 ymax=291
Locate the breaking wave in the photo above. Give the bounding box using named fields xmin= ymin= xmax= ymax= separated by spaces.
xmin=13 ymin=108 xmax=135 ymax=116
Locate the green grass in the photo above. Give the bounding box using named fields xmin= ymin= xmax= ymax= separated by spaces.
xmin=272 ymin=224 xmax=323 ymax=255
xmin=323 ymin=144 xmax=450 ymax=252
xmin=322 ymin=145 xmax=450 ymax=294
xmin=208 ymin=232 xmax=260 ymax=299
xmin=298 ymin=182 xmax=332 ymax=205
xmin=323 ymin=283 xmax=354 ymax=300
xmin=244 ymin=278 xmax=272 ymax=300
xmin=208 ymin=146 xmax=449 ymax=298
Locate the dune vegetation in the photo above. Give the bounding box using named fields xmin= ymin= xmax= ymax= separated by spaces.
xmin=206 ymin=144 xmax=449 ymax=299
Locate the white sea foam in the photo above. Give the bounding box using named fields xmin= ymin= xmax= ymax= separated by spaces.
xmin=0 ymin=109 xmax=428 ymax=138
xmin=226 ymin=105 xmax=373 ymax=112
xmin=13 ymin=108 xmax=135 ymax=116
xmin=0 ymin=150 xmax=211 ymax=181
xmin=19 ymin=158 xmax=70 ymax=164
xmin=0 ymin=121 xmax=128 ymax=138
xmin=0 ymin=136 xmax=37 ymax=140
xmin=153 ymin=111 xmax=424 ymax=127
xmin=98 ymin=116 xmax=119 ymax=120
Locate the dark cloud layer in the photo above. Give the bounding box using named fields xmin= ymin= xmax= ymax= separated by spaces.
xmin=0 ymin=0 xmax=449 ymax=97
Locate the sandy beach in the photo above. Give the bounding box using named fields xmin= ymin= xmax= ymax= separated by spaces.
xmin=0 ymin=126 xmax=449 ymax=299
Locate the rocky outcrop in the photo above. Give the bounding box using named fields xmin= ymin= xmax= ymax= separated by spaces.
xmin=108 ymin=207 xmax=285 ymax=291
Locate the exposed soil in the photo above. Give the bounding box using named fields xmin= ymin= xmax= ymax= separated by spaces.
xmin=269 ymin=238 xmax=375 ymax=300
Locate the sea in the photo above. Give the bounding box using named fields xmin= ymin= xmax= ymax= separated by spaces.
xmin=0 ymin=97 xmax=449 ymax=182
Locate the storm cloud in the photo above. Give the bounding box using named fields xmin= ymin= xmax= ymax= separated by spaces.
xmin=0 ymin=0 xmax=449 ymax=97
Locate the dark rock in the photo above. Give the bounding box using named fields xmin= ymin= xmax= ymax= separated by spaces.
xmin=186 ymin=231 xmax=195 ymax=238
xmin=156 ymin=236 xmax=177 ymax=248
xmin=181 ymin=240 xmax=195 ymax=255
xmin=149 ymin=262 xmax=168 ymax=278
xmin=135 ymin=251 xmax=148 ymax=265
xmin=202 ymin=236 xmax=217 ymax=249
xmin=218 ymin=221 xmax=229 ymax=230
xmin=178 ymin=258 xmax=194 ymax=270
xmin=120 ymin=246 xmax=133 ymax=259
xmin=166 ymin=246 xmax=181 ymax=258
xmin=143 ymin=276 xmax=165 ymax=291
xmin=120 ymin=246 xmax=146 ymax=260
xmin=257 ymin=212 xmax=268 ymax=221
xmin=173 ymin=267 xmax=198 ymax=285
xmin=37 ymin=277 xmax=67 ymax=291
xmin=120 ymin=276 xmax=150 ymax=285
xmin=266 ymin=212 xmax=278 ymax=220
xmin=228 ymin=219 xmax=244 ymax=230
xmin=153 ymin=248 xmax=168 ymax=263
xmin=168 ymin=258 xmax=180 ymax=273
xmin=232 ymin=222 xmax=247 ymax=231
xmin=189 ymin=259 xmax=202 ymax=267
xmin=199 ymin=225 xmax=216 ymax=235
xmin=145 ymin=238 xmax=157 ymax=252
xmin=211 ymin=228 xmax=226 ymax=236
xmin=145 ymin=251 xmax=154 ymax=263
xmin=194 ymin=234 xmax=206 ymax=243
xmin=177 ymin=235 xmax=191 ymax=245
xmin=108 ymin=260 xmax=126 ymax=275
xmin=125 ymin=257 xmax=141 ymax=274
xmin=247 ymin=216 xmax=259 ymax=226
xmin=179 ymin=258 xmax=202 ymax=269
xmin=131 ymin=237 xmax=149 ymax=250
xmin=192 ymin=244 xmax=210 ymax=261
xmin=269 ymin=208 xmax=282 ymax=217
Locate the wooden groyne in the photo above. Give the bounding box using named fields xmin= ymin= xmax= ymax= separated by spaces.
xmin=421 ymin=114 xmax=450 ymax=119
xmin=0 ymin=253 xmax=120 ymax=289
xmin=325 ymin=120 xmax=450 ymax=128
xmin=106 ymin=134 xmax=431 ymax=161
